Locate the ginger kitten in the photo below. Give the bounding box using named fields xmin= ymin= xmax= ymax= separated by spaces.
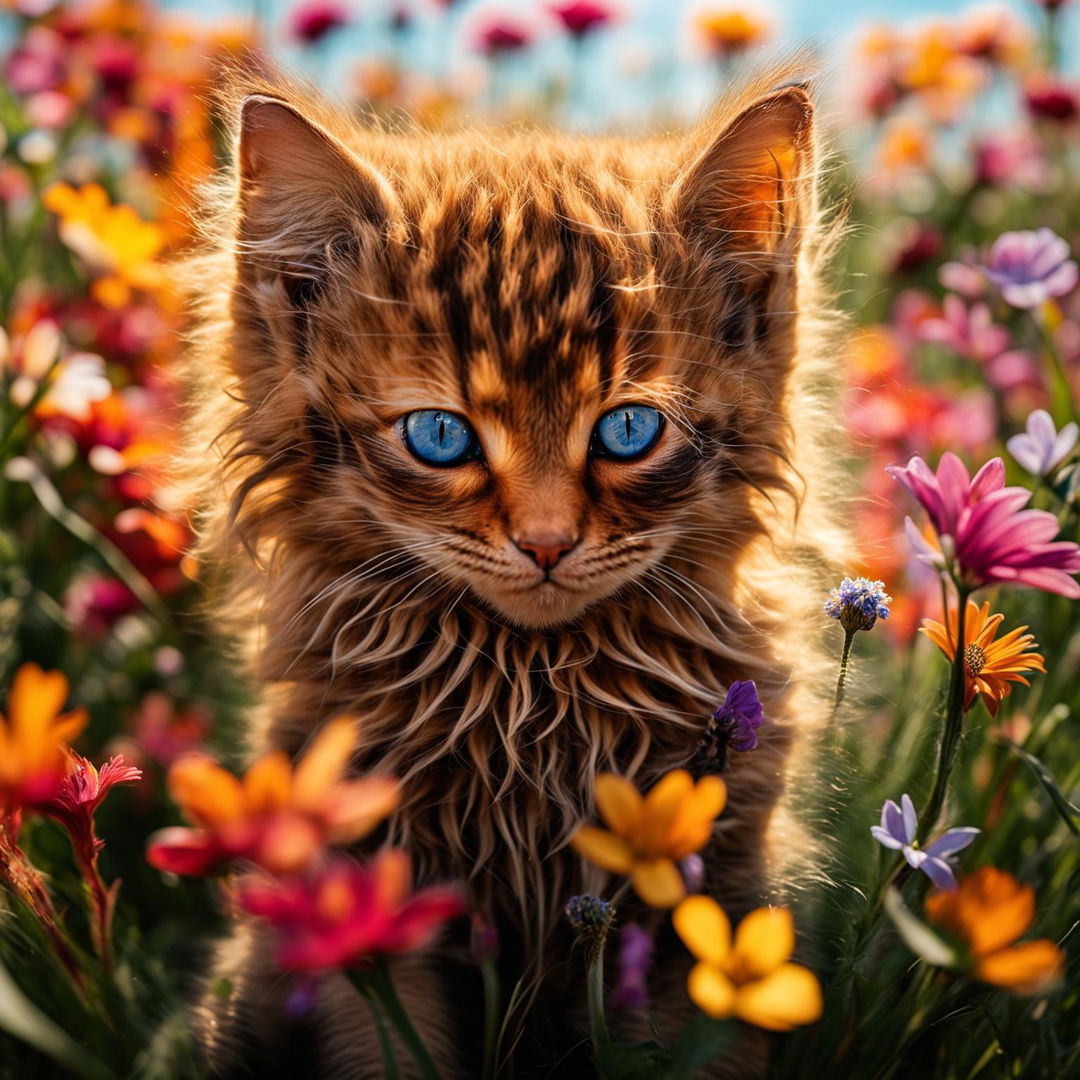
xmin=183 ymin=65 xmax=843 ymax=1078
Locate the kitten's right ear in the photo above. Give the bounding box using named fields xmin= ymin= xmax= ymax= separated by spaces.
xmin=235 ymin=95 xmax=397 ymax=275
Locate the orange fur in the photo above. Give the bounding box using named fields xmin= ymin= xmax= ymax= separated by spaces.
xmin=178 ymin=60 xmax=849 ymax=1077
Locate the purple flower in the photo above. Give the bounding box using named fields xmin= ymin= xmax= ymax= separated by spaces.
xmin=871 ymin=794 xmax=980 ymax=891
xmin=982 ymin=228 xmax=1079 ymax=309
xmin=1007 ymin=409 xmax=1079 ymax=477
xmin=678 ymin=853 xmax=705 ymax=894
xmin=824 ymin=577 xmax=892 ymax=633
xmin=609 ymin=923 xmax=653 ymax=1011
xmin=713 ymin=680 xmax=764 ymax=752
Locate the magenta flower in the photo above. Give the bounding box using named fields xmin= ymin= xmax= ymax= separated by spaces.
xmin=981 ymin=229 xmax=1078 ymax=309
xmin=475 ymin=18 xmax=532 ymax=56
xmin=550 ymin=0 xmax=616 ymax=39
xmin=871 ymin=794 xmax=979 ymax=891
xmin=289 ymin=0 xmax=350 ymax=46
xmin=888 ymin=453 xmax=1080 ymax=597
xmin=235 ymin=851 xmax=462 ymax=972
xmin=1007 ymin=410 xmax=1079 ymax=477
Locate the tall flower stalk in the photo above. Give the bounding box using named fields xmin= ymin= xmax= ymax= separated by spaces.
xmin=824 ymin=577 xmax=892 ymax=716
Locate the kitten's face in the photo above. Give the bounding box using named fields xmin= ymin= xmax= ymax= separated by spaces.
xmin=230 ymin=88 xmax=814 ymax=629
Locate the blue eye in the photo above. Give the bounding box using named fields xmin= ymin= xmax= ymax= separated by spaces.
xmin=403 ymin=410 xmax=478 ymax=466
xmin=593 ymin=405 xmax=664 ymax=460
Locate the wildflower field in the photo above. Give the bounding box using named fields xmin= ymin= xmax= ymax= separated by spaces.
xmin=1 ymin=0 xmax=1079 ymax=1077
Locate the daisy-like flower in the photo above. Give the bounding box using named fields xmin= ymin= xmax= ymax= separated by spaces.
xmin=42 ymin=182 xmax=166 ymax=309
xmin=926 ymin=867 xmax=1064 ymax=995
xmin=146 ymin=717 xmax=399 ymax=876
xmin=673 ymin=897 xmax=822 ymax=1031
xmin=981 ymin=228 xmax=1078 ymax=309
xmin=887 ymin=453 xmax=1080 ymax=597
xmin=570 ymin=771 xmax=726 ymax=908
xmin=235 ymin=850 xmax=462 ymax=972
xmin=0 ymin=664 xmax=88 ymax=809
xmin=871 ymin=794 xmax=979 ymax=891
xmin=920 ymin=600 xmax=1046 ymax=716
xmin=824 ymin=576 xmax=892 ymax=633
xmin=1006 ymin=409 xmax=1078 ymax=478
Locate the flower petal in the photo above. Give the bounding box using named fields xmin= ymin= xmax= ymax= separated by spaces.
xmin=975 ymin=941 xmax=1064 ymax=995
xmin=920 ymin=856 xmax=957 ymax=891
xmin=167 ymin=754 xmax=246 ymax=826
xmin=673 ymin=895 xmax=731 ymax=965
xmin=146 ymin=826 xmax=220 ymax=876
xmin=665 ymin=775 xmax=726 ymax=858
xmin=731 ymin=907 xmax=795 ymax=979
xmin=924 ymin=827 xmax=980 ymax=859
xmin=687 ymin=961 xmax=737 ymax=1019
xmin=292 ymin=717 xmax=358 ymax=808
xmin=594 ymin=773 xmax=644 ymax=836
xmin=570 ymin=826 xmax=634 ymax=874
xmin=639 ymin=771 xmax=693 ymax=857
xmin=243 ymin=750 xmax=293 ymax=814
xmin=733 ymin=963 xmax=823 ymax=1031
xmin=631 ymin=858 xmax=685 ymax=908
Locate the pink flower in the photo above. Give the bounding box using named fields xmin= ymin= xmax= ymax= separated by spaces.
xmin=887 ymin=453 xmax=1080 ymax=597
xmin=235 ymin=851 xmax=463 ymax=971
xmin=919 ymin=295 xmax=1011 ymax=363
xmin=550 ymin=1 xmax=616 ymax=39
xmin=290 ymin=0 xmax=350 ymax=45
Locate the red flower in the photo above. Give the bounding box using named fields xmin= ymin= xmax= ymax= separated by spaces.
xmin=235 ymin=851 xmax=463 ymax=971
xmin=290 ymin=0 xmax=350 ymax=45
xmin=475 ymin=18 xmax=532 ymax=56
xmin=1025 ymin=76 xmax=1080 ymax=124
xmin=550 ymin=1 xmax=615 ymax=39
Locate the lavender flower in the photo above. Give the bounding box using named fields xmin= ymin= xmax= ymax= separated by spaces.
xmin=824 ymin=577 xmax=892 ymax=634
xmin=871 ymin=794 xmax=980 ymax=891
xmin=608 ymin=923 xmax=653 ymax=1011
xmin=678 ymin=853 xmax=705 ymax=894
xmin=1007 ymin=409 xmax=1079 ymax=477
xmin=714 ymin=680 xmax=764 ymax=752
xmin=982 ymin=228 xmax=1079 ymax=309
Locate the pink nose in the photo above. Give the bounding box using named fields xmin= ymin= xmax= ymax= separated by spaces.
xmin=513 ymin=535 xmax=578 ymax=571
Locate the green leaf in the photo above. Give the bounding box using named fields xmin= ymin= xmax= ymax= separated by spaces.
xmin=665 ymin=1015 xmax=738 ymax=1080
xmin=883 ymin=886 xmax=957 ymax=968
xmin=1001 ymin=737 xmax=1080 ymax=839
xmin=0 ymin=955 xmax=112 ymax=1080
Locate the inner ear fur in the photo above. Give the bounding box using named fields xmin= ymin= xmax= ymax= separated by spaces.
xmin=671 ymin=85 xmax=815 ymax=265
xmin=235 ymin=94 xmax=398 ymax=278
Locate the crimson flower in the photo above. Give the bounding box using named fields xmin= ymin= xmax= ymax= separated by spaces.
xmin=475 ymin=18 xmax=532 ymax=56
xmin=550 ymin=1 xmax=615 ymax=39
xmin=235 ymin=850 xmax=463 ymax=971
xmin=290 ymin=0 xmax=350 ymax=45
xmin=887 ymin=453 xmax=1080 ymax=597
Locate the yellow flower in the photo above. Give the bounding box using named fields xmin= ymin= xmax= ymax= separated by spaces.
xmin=0 ymin=664 xmax=88 ymax=808
xmin=43 ymin=183 xmax=166 ymax=309
xmin=570 ymin=770 xmax=726 ymax=907
xmin=148 ymin=716 xmax=400 ymax=876
xmin=674 ymin=896 xmax=823 ymax=1030
xmin=920 ymin=600 xmax=1046 ymax=717
xmin=926 ymin=867 xmax=1063 ymax=995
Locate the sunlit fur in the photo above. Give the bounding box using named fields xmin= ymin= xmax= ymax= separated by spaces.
xmin=180 ymin=60 xmax=849 ymax=1077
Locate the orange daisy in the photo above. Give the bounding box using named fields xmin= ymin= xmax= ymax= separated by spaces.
xmin=920 ymin=600 xmax=1046 ymax=716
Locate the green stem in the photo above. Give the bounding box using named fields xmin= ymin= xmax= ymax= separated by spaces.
xmin=364 ymin=960 xmax=442 ymax=1080
xmin=917 ymin=584 xmax=971 ymax=844
xmin=479 ymin=959 xmax=500 ymax=1080
xmin=586 ymin=948 xmax=610 ymax=1066
xmin=831 ymin=630 xmax=856 ymax=719
xmin=358 ymin=985 xmax=402 ymax=1080
xmin=1032 ymin=308 xmax=1074 ymax=429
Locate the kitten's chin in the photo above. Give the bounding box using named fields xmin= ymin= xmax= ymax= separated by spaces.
xmin=477 ymin=581 xmax=602 ymax=630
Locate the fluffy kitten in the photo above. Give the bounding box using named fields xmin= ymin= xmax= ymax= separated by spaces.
xmin=182 ymin=63 xmax=844 ymax=1078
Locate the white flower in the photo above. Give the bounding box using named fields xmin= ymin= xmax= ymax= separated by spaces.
xmin=1006 ymin=409 xmax=1078 ymax=477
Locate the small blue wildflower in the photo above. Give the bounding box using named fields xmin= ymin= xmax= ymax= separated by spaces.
xmin=871 ymin=794 xmax=980 ymax=891
xmin=564 ymin=894 xmax=614 ymax=935
xmin=825 ymin=576 xmax=892 ymax=634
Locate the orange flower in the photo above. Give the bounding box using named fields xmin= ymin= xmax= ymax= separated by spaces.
xmin=696 ymin=9 xmax=770 ymax=58
xmin=43 ymin=183 xmax=166 ymax=309
xmin=920 ymin=600 xmax=1046 ymax=716
xmin=878 ymin=118 xmax=932 ymax=172
xmin=674 ymin=897 xmax=822 ymax=1030
xmin=147 ymin=717 xmax=399 ymax=876
xmin=0 ymin=664 xmax=88 ymax=808
xmin=926 ymin=868 xmax=1063 ymax=995
xmin=571 ymin=770 xmax=726 ymax=907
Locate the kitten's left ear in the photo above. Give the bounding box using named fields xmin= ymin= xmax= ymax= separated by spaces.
xmin=670 ymin=84 xmax=815 ymax=264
